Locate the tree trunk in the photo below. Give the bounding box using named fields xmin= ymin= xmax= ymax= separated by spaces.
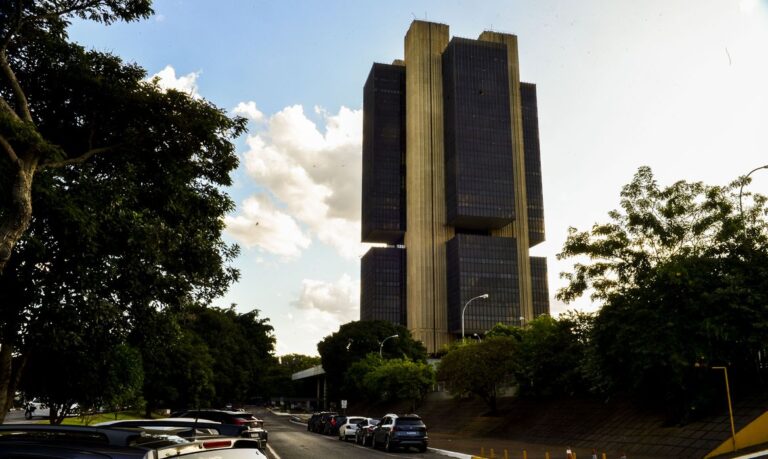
xmin=0 ymin=158 xmax=36 ymax=274
xmin=0 ymin=344 xmax=12 ymax=424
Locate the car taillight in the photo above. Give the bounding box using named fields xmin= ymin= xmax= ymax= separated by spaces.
xmin=232 ymin=418 xmax=248 ymax=425
xmin=203 ymin=440 xmax=232 ymax=449
xmin=331 ymin=419 xmax=336 ymax=426
xmin=392 ymin=426 xmax=399 ymax=432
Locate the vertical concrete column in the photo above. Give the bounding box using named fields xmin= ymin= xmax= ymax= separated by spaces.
xmin=479 ymin=31 xmax=534 ymax=323
xmin=404 ymin=20 xmax=451 ymax=353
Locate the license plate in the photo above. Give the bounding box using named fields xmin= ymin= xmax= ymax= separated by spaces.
xmin=405 ymin=431 xmax=418 ymax=435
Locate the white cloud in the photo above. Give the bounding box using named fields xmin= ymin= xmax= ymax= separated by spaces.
xmin=292 ymin=274 xmax=359 ymax=321
xmin=229 ymin=103 xmax=365 ymax=260
xmin=275 ymin=307 xmax=345 ymax=356
xmin=740 ymin=0 xmax=758 ymax=13
xmin=233 ymin=101 xmax=265 ymax=122
xmin=224 ymin=195 xmax=311 ymax=260
xmin=148 ymin=65 xmax=200 ymax=98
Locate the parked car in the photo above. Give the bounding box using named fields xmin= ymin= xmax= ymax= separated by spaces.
xmin=170 ymin=410 xmax=267 ymax=445
xmin=337 ymin=415 xmax=366 ymax=441
xmin=323 ymin=414 xmax=346 ymax=436
xmin=96 ymin=418 xmax=267 ymax=449
xmin=372 ymin=413 xmax=428 ymax=452
xmin=354 ymin=417 xmax=380 ymax=446
xmin=307 ymin=411 xmax=334 ymax=432
xmin=315 ymin=412 xmax=338 ymax=434
xmin=0 ymin=424 xmax=267 ymax=458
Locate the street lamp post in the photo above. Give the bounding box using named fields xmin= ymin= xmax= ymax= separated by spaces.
xmin=379 ymin=334 xmax=398 ymax=358
xmin=712 ymin=366 xmax=737 ymax=453
xmin=738 ymin=164 xmax=768 ymax=229
xmin=461 ymin=293 xmax=489 ymax=340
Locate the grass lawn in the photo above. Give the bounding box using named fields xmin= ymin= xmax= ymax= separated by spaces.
xmin=58 ymin=411 xmax=164 ymax=426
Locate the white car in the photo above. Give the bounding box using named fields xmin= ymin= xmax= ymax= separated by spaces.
xmin=338 ymin=416 xmax=367 ymax=441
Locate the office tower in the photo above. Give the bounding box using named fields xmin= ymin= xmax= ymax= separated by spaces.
xmin=361 ymin=21 xmax=548 ymax=353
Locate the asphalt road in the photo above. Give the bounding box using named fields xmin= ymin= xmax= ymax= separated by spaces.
xmin=253 ymin=409 xmax=446 ymax=459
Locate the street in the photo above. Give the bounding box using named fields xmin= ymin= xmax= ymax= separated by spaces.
xmin=253 ymin=409 xmax=446 ymax=459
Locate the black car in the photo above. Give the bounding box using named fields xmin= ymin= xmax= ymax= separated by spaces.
xmin=323 ymin=415 xmax=346 ymax=436
xmin=307 ymin=411 xmax=334 ymax=432
xmin=355 ymin=418 xmax=380 ymax=446
xmin=314 ymin=412 xmax=338 ymax=434
xmin=372 ymin=414 xmax=428 ymax=452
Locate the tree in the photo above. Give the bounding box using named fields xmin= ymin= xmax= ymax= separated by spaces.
xmin=317 ymin=321 xmax=427 ymax=401
xmin=513 ymin=312 xmax=593 ymax=398
xmin=0 ymin=0 xmax=246 ymax=421
xmin=20 ymin=301 xmax=144 ymax=424
xmin=181 ymin=305 xmax=276 ymax=407
xmin=436 ymin=337 xmax=517 ymax=414
xmin=361 ymin=357 xmax=435 ymax=411
xmin=557 ymin=167 xmax=768 ymax=421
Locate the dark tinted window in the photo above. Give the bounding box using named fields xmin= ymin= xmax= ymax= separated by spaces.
xmin=396 ymin=418 xmax=425 ymax=426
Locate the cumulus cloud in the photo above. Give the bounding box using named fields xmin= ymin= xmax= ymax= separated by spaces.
xmin=276 ymin=307 xmax=347 ymax=355
xmin=233 ymin=101 xmax=265 ymax=122
xmin=148 ymin=65 xmax=200 ymax=97
xmin=292 ymin=274 xmax=359 ymax=321
xmin=224 ymin=195 xmax=311 ymax=260
xmin=226 ymin=103 xmax=366 ymax=260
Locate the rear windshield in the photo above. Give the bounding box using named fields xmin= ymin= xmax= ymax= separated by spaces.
xmin=347 ymin=417 xmax=365 ymax=424
xmin=396 ymin=418 xmax=425 ymax=426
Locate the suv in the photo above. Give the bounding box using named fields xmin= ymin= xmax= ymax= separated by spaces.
xmin=372 ymin=414 xmax=428 ymax=453
xmin=0 ymin=424 xmax=267 ymax=458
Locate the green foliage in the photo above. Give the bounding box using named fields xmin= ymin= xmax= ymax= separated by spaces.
xmin=437 ymin=337 xmax=517 ymax=413
xmin=1 ymin=0 xmax=259 ymax=421
xmin=362 ymin=358 xmax=435 ymax=410
xmin=558 ymin=167 xmax=768 ymax=421
xmin=317 ymin=320 xmax=427 ymax=400
xmin=514 ymin=313 xmax=593 ymax=398
xmin=485 ymin=322 xmax=523 ymax=339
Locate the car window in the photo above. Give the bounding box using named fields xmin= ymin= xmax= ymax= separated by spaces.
xmin=396 ymin=418 xmax=425 ymax=426
xmin=347 ymin=417 xmax=364 ymax=424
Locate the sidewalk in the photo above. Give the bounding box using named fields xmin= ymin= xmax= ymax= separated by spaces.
xmin=428 ymin=431 xmax=658 ymax=459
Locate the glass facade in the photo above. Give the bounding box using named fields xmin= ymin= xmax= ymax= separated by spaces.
xmin=362 ymin=63 xmax=406 ymax=243
xmin=360 ymin=247 xmax=406 ymax=325
xmin=521 ymin=82 xmax=545 ymax=247
xmin=443 ymin=38 xmax=515 ymax=230
xmin=530 ymin=256 xmax=549 ymax=318
xmin=446 ymin=234 xmax=519 ymax=334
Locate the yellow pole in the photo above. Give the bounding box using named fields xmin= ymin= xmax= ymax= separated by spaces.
xmin=520 ymin=449 xmax=524 ymax=459
xmin=490 ymin=448 xmax=496 ymax=458
xmin=602 ymin=454 xmax=607 ymax=459
xmin=506 ymin=449 xmax=511 ymax=459
xmin=545 ymin=452 xmax=550 ymax=459
xmin=481 ymin=447 xmax=485 ymax=458
xmin=713 ymin=366 xmax=738 ymax=452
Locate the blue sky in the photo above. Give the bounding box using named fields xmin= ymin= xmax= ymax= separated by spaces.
xmin=69 ymin=0 xmax=768 ymax=356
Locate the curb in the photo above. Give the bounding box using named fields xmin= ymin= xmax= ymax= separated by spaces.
xmin=428 ymin=447 xmax=474 ymax=459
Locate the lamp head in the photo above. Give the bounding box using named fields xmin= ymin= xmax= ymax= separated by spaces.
xmin=481 ymin=293 xmax=489 ymax=299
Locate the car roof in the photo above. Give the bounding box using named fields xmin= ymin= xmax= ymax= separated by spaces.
xmin=0 ymin=424 xmax=266 ymax=458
